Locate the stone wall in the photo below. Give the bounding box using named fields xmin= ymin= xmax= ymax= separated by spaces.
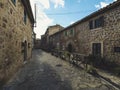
xmin=50 ymin=1 xmax=120 ymax=63
xmin=41 ymin=25 xmax=64 ymax=51
xmin=75 ymin=5 xmax=120 ymax=63
xmin=48 ymin=25 xmax=64 ymax=36
xmin=86 ymin=6 xmax=120 ymax=63
xmin=0 ymin=0 xmax=33 ymax=84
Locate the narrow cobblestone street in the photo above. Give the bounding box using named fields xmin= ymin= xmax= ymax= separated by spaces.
xmin=3 ymin=50 xmax=117 ymax=90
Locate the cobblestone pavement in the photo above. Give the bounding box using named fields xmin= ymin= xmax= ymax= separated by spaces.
xmin=3 ymin=50 xmax=117 ymax=90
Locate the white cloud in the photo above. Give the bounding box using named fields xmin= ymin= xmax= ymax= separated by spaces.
xmin=30 ymin=0 xmax=50 ymax=9
xmin=95 ymin=0 xmax=117 ymax=9
xmin=95 ymin=4 xmax=100 ymax=8
xmin=30 ymin=0 xmax=65 ymax=38
xmin=50 ymin=0 xmax=65 ymax=8
xmin=95 ymin=2 xmax=109 ymax=9
xmin=36 ymin=0 xmax=50 ymax=9
xmin=35 ymin=9 xmax=53 ymax=37
xmin=100 ymin=2 xmax=109 ymax=8
xmin=70 ymin=21 xmax=75 ymax=25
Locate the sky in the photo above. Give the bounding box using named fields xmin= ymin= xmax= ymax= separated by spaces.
xmin=30 ymin=0 xmax=117 ymax=38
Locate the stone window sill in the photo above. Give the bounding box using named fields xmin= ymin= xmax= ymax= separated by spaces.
xmin=90 ymin=27 xmax=102 ymax=31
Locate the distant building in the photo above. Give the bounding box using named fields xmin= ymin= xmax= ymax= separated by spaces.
xmin=0 ymin=0 xmax=34 ymax=84
xmin=41 ymin=24 xmax=64 ymax=51
xmin=34 ymin=39 xmax=41 ymax=49
xmin=50 ymin=0 xmax=120 ymax=63
xmin=40 ymin=34 xmax=47 ymax=50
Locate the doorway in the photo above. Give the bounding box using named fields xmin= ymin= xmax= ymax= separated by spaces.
xmin=92 ymin=43 xmax=101 ymax=56
xmin=67 ymin=43 xmax=73 ymax=53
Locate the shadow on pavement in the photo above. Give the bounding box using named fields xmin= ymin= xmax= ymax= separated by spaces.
xmin=3 ymin=50 xmax=72 ymax=90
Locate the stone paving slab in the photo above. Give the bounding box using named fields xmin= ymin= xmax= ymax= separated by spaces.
xmin=3 ymin=50 xmax=117 ymax=90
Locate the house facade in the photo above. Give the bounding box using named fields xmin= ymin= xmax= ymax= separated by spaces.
xmin=40 ymin=34 xmax=47 ymax=50
xmin=50 ymin=0 xmax=120 ymax=63
xmin=41 ymin=24 xmax=64 ymax=51
xmin=0 ymin=0 xmax=34 ymax=83
xmin=34 ymin=39 xmax=41 ymax=49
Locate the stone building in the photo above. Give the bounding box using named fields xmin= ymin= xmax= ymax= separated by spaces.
xmin=50 ymin=0 xmax=120 ymax=63
xmin=0 ymin=0 xmax=34 ymax=85
xmin=41 ymin=24 xmax=64 ymax=51
xmin=40 ymin=34 xmax=47 ymax=50
xmin=34 ymin=39 xmax=41 ymax=49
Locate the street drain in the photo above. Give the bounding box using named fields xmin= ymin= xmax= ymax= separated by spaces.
xmin=56 ymin=64 xmax=62 ymax=67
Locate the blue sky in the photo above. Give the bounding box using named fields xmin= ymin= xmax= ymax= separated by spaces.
xmin=30 ymin=0 xmax=116 ymax=38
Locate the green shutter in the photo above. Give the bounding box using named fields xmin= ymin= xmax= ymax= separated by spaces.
xmin=70 ymin=29 xmax=74 ymax=36
xmin=64 ymin=31 xmax=67 ymax=36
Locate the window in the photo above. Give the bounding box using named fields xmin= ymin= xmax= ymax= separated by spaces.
xmin=70 ymin=29 xmax=74 ymax=36
xmin=95 ymin=18 xmax=100 ymax=28
xmin=64 ymin=29 xmax=74 ymax=37
xmin=24 ymin=9 xmax=27 ymax=24
xmin=114 ymin=47 xmax=120 ymax=53
xmin=92 ymin=43 xmax=101 ymax=55
xmin=11 ymin=0 xmax=16 ymax=5
xmin=67 ymin=43 xmax=73 ymax=53
xmin=64 ymin=31 xmax=67 ymax=36
xmin=95 ymin=16 xmax=104 ymax=28
xmin=89 ymin=16 xmax=104 ymax=29
xmin=89 ymin=20 xmax=94 ymax=29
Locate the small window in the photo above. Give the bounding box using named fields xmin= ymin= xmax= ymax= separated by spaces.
xmin=24 ymin=9 xmax=27 ymax=24
xmin=89 ymin=20 xmax=94 ymax=29
xmin=11 ymin=0 xmax=16 ymax=5
xmin=95 ymin=18 xmax=100 ymax=28
xmin=114 ymin=47 xmax=120 ymax=53
xmin=95 ymin=16 xmax=104 ymax=28
xmin=70 ymin=29 xmax=74 ymax=36
xmin=99 ymin=16 xmax=104 ymax=27
xmin=89 ymin=16 xmax=104 ymax=30
xmin=64 ymin=31 xmax=67 ymax=36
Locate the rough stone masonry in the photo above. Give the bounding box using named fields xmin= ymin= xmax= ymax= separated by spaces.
xmin=0 ymin=0 xmax=34 ymax=85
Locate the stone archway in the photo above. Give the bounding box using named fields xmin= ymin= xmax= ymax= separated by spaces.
xmin=66 ymin=40 xmax=75 ymax=53
xmin=67 ymin=43 xmax=73 ymax=53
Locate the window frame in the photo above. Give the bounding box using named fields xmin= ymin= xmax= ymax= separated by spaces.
xmin=64 ymin=31 xmax=68 ymax=36
xmin=70 ymin=28 xmax=74 ymax=36
xmin=89 ymin=20 xmax=94 ymax=29
xmin=89 ymin=16 xmax=104 ymax=30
